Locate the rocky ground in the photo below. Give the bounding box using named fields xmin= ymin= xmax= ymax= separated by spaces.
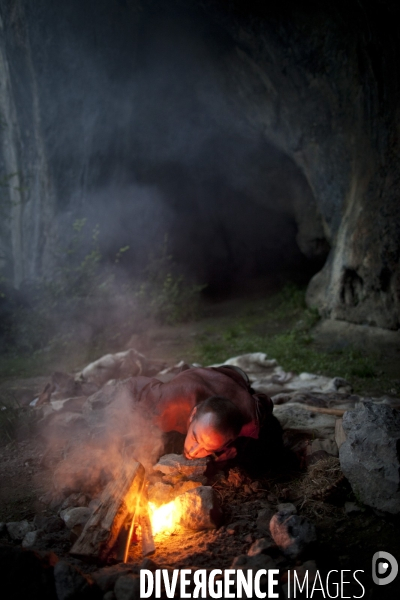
xmin=0 ymin=300 xmax=400 ymax=599
xmin=1 ymin=436 xmax=399 ymax=599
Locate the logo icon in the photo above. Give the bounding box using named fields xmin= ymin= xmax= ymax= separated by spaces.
xmin=372 ymin=551 xmax=398 ymax=586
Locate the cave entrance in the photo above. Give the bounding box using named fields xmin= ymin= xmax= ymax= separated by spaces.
xmin=101 ymin=3 xmax=330 ymax=298
xmin=127 ymin=133 xmax=329 ymax=298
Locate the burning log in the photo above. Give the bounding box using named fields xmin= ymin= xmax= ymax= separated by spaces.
xmin=119 ymin=485 xmax=155 ymax=562
xmin=149 ymin=486 xmax=221 ymax=535
xmin=138 ymin=503 xmax=156 ymax=558
xmin=70 ymin=459 xmax=145 ymax=563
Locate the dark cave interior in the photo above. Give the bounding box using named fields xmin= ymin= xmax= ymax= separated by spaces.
xmin=0 ymin=0 xmax=399 ymax=323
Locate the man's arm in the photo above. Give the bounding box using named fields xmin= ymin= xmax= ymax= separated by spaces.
xmin=213 ymin=446 xmax=238 ymax=461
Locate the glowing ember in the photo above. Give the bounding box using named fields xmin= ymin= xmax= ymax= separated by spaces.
xmin=148 ymin=500 xmax=182 ymax=535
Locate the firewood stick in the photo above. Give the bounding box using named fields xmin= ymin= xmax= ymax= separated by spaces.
xmin=122 ymin=485 xmax=155 ymax=561
xmin=70 ymin=459 xmax=145 ymax=563
xmin=294 ymin=404 xmax=347 ymax=416
xmin=122 ymin=485 xmax=143 ymax=563
xmin=139 ymin=503 xmax=155 ymax=557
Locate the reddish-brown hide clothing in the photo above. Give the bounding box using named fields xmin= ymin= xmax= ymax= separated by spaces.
xmin=127 ymin=366 xmax=272 ymax=440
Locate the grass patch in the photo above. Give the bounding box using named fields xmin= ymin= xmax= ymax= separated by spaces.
xmin=0 ymin=231 xmax=205 ymax=380
xmin=0 ymin=281 xmax=393 ymax=396
xmin=0 ymin=343 xmax=92 ymax=381
xmin=0 ymin=401 xmax=38 ymax=446
xmin=194 ymin=284 xmax=381 ymax=393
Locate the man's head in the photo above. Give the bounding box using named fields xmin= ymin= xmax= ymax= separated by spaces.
xmin=184 ymin=396 xmax=244 ymax=459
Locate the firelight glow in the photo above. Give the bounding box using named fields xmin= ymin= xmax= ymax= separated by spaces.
xmin=148 ymin=500 xmax=182 ymax=535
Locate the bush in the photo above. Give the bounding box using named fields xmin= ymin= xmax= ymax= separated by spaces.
xmin=0 ymin=401 xmax=38 ymax=446
xmin=1 ymin=218 xmax=133 ymax=357
xmin=0 ymin=226 xmax=207 ymax=376
xmin=136 ymin=238 xmax=206 ymax=325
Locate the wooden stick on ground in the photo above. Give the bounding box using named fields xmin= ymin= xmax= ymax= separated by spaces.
xmin=121 ymin=484 xmax=155 ymax=562
xmin=335 ymin=418 xmax=347 ymax=449
xmin=70 ymin=459 xmax=145 ymax=563
xmin=295 ymin=404 xmax=347 ymax=416
xmin=138 ymin=488 xmax=155 ymax=558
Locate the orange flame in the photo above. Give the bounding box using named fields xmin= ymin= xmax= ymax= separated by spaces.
xmin=148 ymin=499 xmax=183 ymax=535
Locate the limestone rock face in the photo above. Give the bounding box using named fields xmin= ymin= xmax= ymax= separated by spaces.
xmin=339 ymin=402 xmax=400 ymax=514
xmin=1 ymin=1 xmax=399 ymax=329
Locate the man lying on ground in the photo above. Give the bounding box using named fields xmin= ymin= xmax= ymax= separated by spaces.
xmin=127 ymin=365 xmax=284 ymax=475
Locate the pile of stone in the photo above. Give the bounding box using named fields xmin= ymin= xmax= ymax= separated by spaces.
xmin=149 ymin=453 xmax=221 ymax=530
xmin=6 ymin=348 xmax=398 ymax=600
xmin=0 ymin=493 xmax=320 ymax=600
xmin=28 ymin=349 xmax=400 ymax=519
xmin=339 ymin=401 xmax=400 ymax=514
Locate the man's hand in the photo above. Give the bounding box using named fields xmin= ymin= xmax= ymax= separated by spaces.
xmin=214 ymin=447 xmax=237 ymax=461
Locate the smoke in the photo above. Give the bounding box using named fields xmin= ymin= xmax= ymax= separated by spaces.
xmin=0 ymin=0 xmax=331 ymax=358
xmin=2 ymin=0 xmax=326 ymax=297
xmin=44 ymin=379 xmax=164 ymax=501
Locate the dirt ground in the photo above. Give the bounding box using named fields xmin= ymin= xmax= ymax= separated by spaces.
xmin=0 ymin=293 xmax=400 ymax=598
xmin=1 ymin=430 xmax=399 ymax=598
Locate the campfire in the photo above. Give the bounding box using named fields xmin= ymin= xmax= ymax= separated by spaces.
xmin=69 ymin=453 xmax=220 ymax=565
xmin=149 ymin=500 xmax=182 ymax=536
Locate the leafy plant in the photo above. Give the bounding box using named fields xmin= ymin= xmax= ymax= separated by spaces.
xmin=0 ymin=401 xmax=38 ymax=446
xmin=194 ymin=282 xmax=379 ymax=392
xmin=1 ymin=218 xmax=134 ymax=358
xmin=136 ymin=238 xmax=206 ymax=325
xmin=0 ymin=224 xmax=208 ymax=379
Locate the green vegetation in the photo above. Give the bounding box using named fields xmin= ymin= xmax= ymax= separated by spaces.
xmin=194 ymin=283 xmax=381 ymax=394
xmin=0 ymin=400 xmax=38 ymax=446
xmin=136 ymin=238 xmax=206 ymax=326
xmin=0 ymin=226 xmax=206 ymax=379
xmin=1 ymin=219 xmax=129 ymax=358
xmin=0 ymin=224 xmax=393 ymax=397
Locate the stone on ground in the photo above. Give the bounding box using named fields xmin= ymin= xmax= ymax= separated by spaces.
xmin=231 ymin=553 xmax=277 ymax=570
xmin=114 ymin=574 xmax=141 ymax=600
xmin=153 ymin=454 xmax=208 ymax=480
xmin=344 ymin=502 xmax=364 ymax=515
xmin=247 ymin=537 xmax=275 ymax=557
xmin=54 ymin=560 xmax=100 ymax=600
xmin=270 ymin=511 xmax=317 ymax=559
xmin=22 ymin=530 xmax=42 ymax=549
xmin=256 ymin=506 xmax=275 ymax=535
xmin=6 ymin=520 xmax=32 ymax=541
xmin=276 ymin=503 xmax=297 ymax=515
xmin=33 ymin=515 xmax=65 ymax=533
xmin=174 ymin=486 xmax=221 ymax=530
xmin=173 ymin=480 xmax=203 ymax=497
xmin=60 ymin=507 xmax=92 ymax=531
xmin=92 ymin=565 xmax=135 ymax=593
xmin=339 ymin=401 xmax=400 ymax=514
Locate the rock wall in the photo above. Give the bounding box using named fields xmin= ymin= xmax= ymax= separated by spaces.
xmin=0 ymin=0 xmax=399 ymax=327
xmin=195 ymin=0 xmax=400 ymax=328
xmin=0 ymin=4 xmax=56 ymax=286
